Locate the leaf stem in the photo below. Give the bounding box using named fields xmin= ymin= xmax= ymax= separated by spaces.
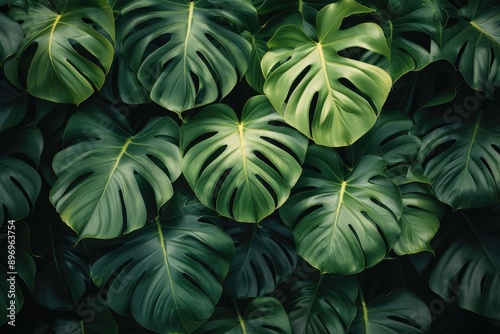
xmin=358 ymin=284 xmax=369 ymax=334
xmin=233 ymin=299 xmax=248 ymax=334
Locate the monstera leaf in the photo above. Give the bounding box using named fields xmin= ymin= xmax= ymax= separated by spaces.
xmin=429 ymin=206 xmax=500 ymax=320
xmin=432 ymin=0 xmax=500 ymax=95
xmin=392 ymin=183 xmax=443 ymax=255
xmin=252 ymin=0 xmax=332 ymax=37
xmin=246 ymin=0 xmax=334 ymax=93
xmin=412 ymin=108 xmax=500 ymax=209
xmin=0 ymin=12 xmax=22 ymax=65
xmin=222 ymin=214 xmax=298 ymax=298
xmin=195 ymin=297 xmax=291 ymax=334
xmin=30 ymin=205 xmax=90 ymax=311
xmin=0 ymin=127 xmax=43 ymax=225
xmin=246 ymin=11 xmax=303 ymax=93
xmin=89 ymin=187 xmax=234 ymax=333
xmin=115 ymin=0 xmax=258 ymax=113
xmin=180 ymin=95 xmax=308 ymax=223
xmin=280 ymin=145 xmax=403 ymax=274
xmin=5 ymin=0 xmax=115 ymax=104
xmin=346 ymin=110 xmax=421 ymax=167
xmin=261 ymin=0 xmax=392 ymax=147
xmin=50 ymin=108 xmax=181 ymax=239
xmin=283 ymin=271 xmax=358 ymax=333
xmin=348 ymin=289 xmax=431 ymax=334
xmin=0 ymin=78 xmax=28 ymax=133
xmin=359 ymin=0 xmax=443 ymax=82
xmin=32 ymin=303 xmax=118 ymax=334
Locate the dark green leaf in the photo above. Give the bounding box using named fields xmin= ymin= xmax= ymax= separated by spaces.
xmin=346 ymin=110 xmax=421 ymax=167
xmin=348 ymin=289 xmax=431 ymax=333
xmin=432 ymin=0 xmax=500 ymax=96
xmin=195 ymin=297 xmax=291 ymax=334
xmin=360 ymin=0 xmax=443 ymax=82
xmin=393 ymin=183 xmax=443 ymax=255
xmin=30 ymin=207 xmax=90 ymax=311
xmin=223 ymin=214 xmax=298 ymax=298
xmin=0 ymin=12 xmax=23 ymax=65
xmin=284 ymin=270 xmax=358 ymax=334
xmin=89 ymin=187 xmax=234 ymax=333
xmin=0 ymin=127 xmax=42 ymax=224
xmin=412 ymin=107 xmax=500 ymax=209
xmin=429 ymin=206 xmax=500 ymax=320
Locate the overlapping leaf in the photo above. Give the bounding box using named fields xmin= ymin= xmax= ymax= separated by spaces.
xmin=283 ymin=271 xmax=358 ymax=333
xmin=280 ymin=145 xmax=402 ymax=274
xmin=429 ymin=206 xmax=500 ymax=321
xmin=180 ymin=95 xmax=308 ymax=223
xmin=30 ymin=206 xmax=90 ymax=311
xmin=223 ymin=214 xmax=298 ymax=298
xmin=262 ymin=0 xmax=392 ymax=147
xmin=0 ymin=12 xmax=22 ymax=65
xmin=346 ymin=110 xmax=421 ymax=167
xmin=348 ymin=289 xmax=431 ymax=333
xmin=0 ymin=127 xmax=42 ymax=225
xmin=195 ymin=297 xmax=291 ymax=334
xmin=432 ymin=0 xmax=500 ymax=95
xmin=360 ymin=0 xmax=443 ymax=82
xmin=5 ymin=0 xmax=115 ymax=104
xmin=115 ymin=0 xmax=258 ymax=113
xmin=50 ymin=108 xmax=181 ymax=239
xmin=412 ymin=108 xmax=500 ymax=209
xmin=89 ymin=188 xmax=234 ymax=333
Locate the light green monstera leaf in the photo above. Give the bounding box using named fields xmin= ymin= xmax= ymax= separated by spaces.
xmin=5 ymin=0 xmax=115 ymax=104
xmin=180 ymin=95 xmax=308 ymax=223
xmin=114 ymin=0 xmax=258 ymax=113
xmin=50 ymin=107 xmax=181 ymax=239
xmin=262 ymin=0 xmax=392 ymax=147
xmin=280 ymin=145 xmax=403 ymax=274
xmin=89 ymin=187 xmax=234 ymax=333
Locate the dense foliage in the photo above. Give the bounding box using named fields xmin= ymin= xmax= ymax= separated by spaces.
xmin=1 ymin=0 xmax=499 ymax=333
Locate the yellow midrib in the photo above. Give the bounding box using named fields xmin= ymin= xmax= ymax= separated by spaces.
xmin=362 ymin=297 xmax=369 ymax=334
xmin=238 ymin=123 xmax=250 ymax=185
xmin=316 ymin=42 xmax=339 ymax=121
xmin=238 ymin=315 xmax=248 ymax=334
xmin=90 ymin=137 xmax=132 ymax=216
xmin=470 ymin=21 xmax=499 ymax=45
xmin=49 ymin=15 xmax=62 ymax=64
xmin=183 ymin=1 xmax=195 ymax=72
xmin=233 ymin=299 xmax=248 ymax=334
xmin=157 ymin=219 xmax=182 ymax=327
xmin=333 ymin=181 xmax=347 ymax=232
xmin=461 ymin=111 xmax=483 ymax=185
